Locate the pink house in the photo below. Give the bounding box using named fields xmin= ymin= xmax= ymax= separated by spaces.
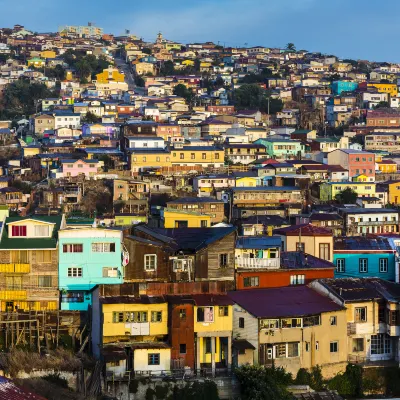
xmin=61 ymin=159 xmax=100 ymax=178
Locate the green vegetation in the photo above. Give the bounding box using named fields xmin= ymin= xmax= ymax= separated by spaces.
xmin=0 ymin=78 xmax=58 ymax=119
xmin=60 ymin=50 xmax=112 ymax=82
xmin=233 ymin=83 xmax=283 ymax=114
xmin=335 ymin=187 xmax=358 ymax=204
xmin=82 ymin=111 xmax=101 ymax=124
xmin=173 ymin=83 xmax=195 ymax=105
xmin=235 ymin=365 xmax=293 ymax=400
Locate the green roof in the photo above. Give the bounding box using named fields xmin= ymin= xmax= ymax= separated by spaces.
xmin=0 ymin=215 xmax=63 ymax=250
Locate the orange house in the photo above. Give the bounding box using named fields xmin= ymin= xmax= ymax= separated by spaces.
xmin=235 ymin=252 xmax=335 ymax=290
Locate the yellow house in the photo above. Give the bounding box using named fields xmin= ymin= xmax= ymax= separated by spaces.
xmin=93 ymin=293 xmax=171 ymax=377
xmin=27 ymin=57 xmax=45 ymax=68
xmin=353 ymin=174 xmax=369 ymax=182
xmin=96 ymin=66 xmax=125 ymax=83
xmin=182 ymin=60 xmax=195 ymax=67
xmin=162 ymin=208 xmax=212 ymax=228
xmin=274 ymin=224 xmax=334 ymax=262
xmin=22 ymin=146 xmax=41 ymax=158
xmin=367 ymin=82 xmax=398 ymax=97
xmin=200 ymin=62 xmax=212 ymax=72
xmin=40 ymin=50 xmax=56 ymax=59
xmin=171 ymin=146 xmax=225 ymax=167
xmin=320 ymin=182 xmax=376 ymax=202
xmin=387 ymin=181 xmax=400 ymax=204
xmin=194 ymin=296 xmax=233 ymax=372
xmin=235 ymin=177 xmax=258 ymax=187
xmin=377 ymin=160 xmax=397 ymax=174
xmin=130 ymin=150 xmax=172 ymax=173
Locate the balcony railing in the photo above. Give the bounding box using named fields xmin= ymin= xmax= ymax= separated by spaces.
xmin=0 ymin=263 xmax=30 ymax=273
xmin=235 ymin=258 xmax=280 ymax=269
xmin=356 ymin=221 xmax=398 ymax=226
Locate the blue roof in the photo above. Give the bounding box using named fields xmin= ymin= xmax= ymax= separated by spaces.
xmin=236 ymin=236 xmax=281 ymax=249
xmin=84 ymin=148 xmax=123 ymax=155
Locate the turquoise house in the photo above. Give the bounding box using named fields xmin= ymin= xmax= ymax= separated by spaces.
xmin=334 ymin=237 xmax=396 ymax=281
xmin=331 ymin=80 xmax=358 ymax=95
xmin=254 ymin=138 xmax=304 ymax=159
xmin=58 ymin=228 xmax=124 ymax=310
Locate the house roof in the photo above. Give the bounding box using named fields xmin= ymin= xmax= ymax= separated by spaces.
xmin=236 ymin=236 xmax=281 ymax=249
xmin=100 ymin=295 xmax=166 ymax=304
xmin=0 ymin=376 xmax=47 ymax=400
xmin=167 ymin=197 xmax=223 ymax=204
xmin=0 ymin=215 xmax=63 ymax=250
xmin=334 ymin=237 xmax=394 ymax=252
xmin=280 ymin=251 xmax=335 ymax=270
xmin=309 ymin=213 xmax=342 ymax=222
xmin=133 ymin=225 xmax=236 ymax=253
xmin=316 ymin=278 xmax=400 ymax=303
xmin=228 ymin=286 xmax=343 ymax=318
xmin=273 ymin=224 xmax=332 ymax=236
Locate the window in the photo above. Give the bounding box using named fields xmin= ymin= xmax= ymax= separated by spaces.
xmin=281 ymin=318 xmax=302 ymax=328
xmin=288 ymin=343 xmax=299 ymax=357
xmin=215 ymin=153 xmax=220 ymax=159
xmin=243 ymin=276 xmax=259 ymax=287
xmin=191 ymin=153 xmax=195 ymax=159
xmin=148 ymin=353 xmax=160 ymax=365
xmin=303 ymin=315 xmax=320 ymax=327
xmin=353 ymin=338 xmax=364 ymax=352
xmin=179 ymin=344 xmax=186 ymax=354
xmin=305 ymin=342 xmax=310 ymax=352
xmin=36 ymin=250 xmax=52 ymax=263
xmin=379 ymin=258 xmax=388 ymax=273
xmin=260 ymin=319 xmax=279 ymax=329
xmin=296 ymin=242 xmax=305 ymax=252
xmin=144 ymin=254 xmax=157 ymax=271
xmin=330 ymin=342 xmax=338 ymax=353
xmin=390 ymin=310 xmax=398 ymax=326
xmin=201 ymin=220 xmax=208 ymax=227
xmin=10 ymin=250 xmax=28 ymax=263
xmin=34 ymin=225 xmax=49 ymax=237
xmin=336 ymin=258 xmax=345 ymax=273
xmin=78 ymin=164 xmax=83 ymax=168
xmin=202 ymin=153 xmax=206 ymax=160
xmin=38 ymin=275 xmax=52 ymax=288
xmin=371 ymin=334 xmax=391 ymax=355
xmin=290 ymin=275 xmax=305 ymax=285
xmin=316 ymin=341 xmax=319 ymax=351
xmin=63 ymin=244 xmax=83 ymax=253
xmin=205 ymin=337 xmax=212 ymax=353
xmin=151 ymin=311 xmax=162 ymax=322
xmin=143 ymin=157 xmax=146 ymax=162
xmin=156 ymin=157 xmax=160 ymax=162
xmin=11 ymin=225 xmax=27 ymax=237
xmin=197 ymin=307 xmax=214 ymax=322
xmin=330 ymin=316 xmax=337 ymax=326
xmin=6 ymin=276 xmax=22 ymax=290
xmin=355 ymin=307 xmax=367 ymax=322
xmin=219 ymin=306 xmax=229 ymax=317
xmin=92 ymin=243 xmax=116 ymax=253
xmin=68 ymin=267 xmax=82 ymax=277
xmin=319 ymin=243 xmax=330 ymax=261
xmin=239 ymin=317 xmax=245 ymax=328
xmin=359 ymin=258 xmax=368 ymax=273
xmin=219 ymin=254 xmax=228 ymax=268
xmin=180 ymin=153 xmax=184 ymax=159
xmin=179 ymin=309 xmax=186 ymax=320
xmin=102 ymin=267 xmax=118 ymax=278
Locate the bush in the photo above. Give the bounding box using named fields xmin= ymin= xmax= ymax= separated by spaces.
xmin=327 ymin=364 xmax=363 ymax=397
xmin=146 ymin=387 xmax=156 ymax=400
xmin=42 ymin=372 xmax=69 ymax=389
xmin=155 ymin=384 xmax=169 ymax=399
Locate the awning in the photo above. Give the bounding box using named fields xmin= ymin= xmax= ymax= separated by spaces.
xmin=232 ymin=339 xmax=255 ymax=351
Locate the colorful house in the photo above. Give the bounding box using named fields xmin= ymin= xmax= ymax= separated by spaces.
xmin=255 ymin=138 xmax=304 ymax=159
xmin=91 ymin=290 xmax=170 ymax=377
xmin=60 ymin=159 xmax=100 ymax=178
xmin=331 ymin=80 xmax=358 ymax=95
xmin=58 ymin=228 xmax=124 ymax=310
xmin=377 ymin=159 xmax=397 ymax=174
xmin=333 ymin=237 xmax=396 ymax=281
xmin=95 ymin=66 xmax=125 ymax=84
xmin=27 ymin=57 xmax=45 ymax=68
xmin=162 ymin=208 xmax=212 ymax=228
xmin=0 ymin=215 xmax=65 ymax=311
xmin=319 ymin=182 xmax=376 ymax=202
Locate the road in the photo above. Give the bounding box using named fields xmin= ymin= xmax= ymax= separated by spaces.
xmin=115 ymin=57 xmax=146 ymax=95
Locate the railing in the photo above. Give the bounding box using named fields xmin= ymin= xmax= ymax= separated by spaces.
xmin=348 ymin=354 xmax=396 ymax=366
xmin=356 ymin=221 xmax=397 ymax=226
xmin=0 ymin=263 xmax=30 ymax=273
xmin=235 ymin=258 xmax=280 ymax=269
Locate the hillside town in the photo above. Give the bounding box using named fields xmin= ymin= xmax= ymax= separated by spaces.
xmin=1 ymin=22 xmax=400 ymax=400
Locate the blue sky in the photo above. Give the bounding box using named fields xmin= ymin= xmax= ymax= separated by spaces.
xmin=0 ymin=0 xmax=397 ymax=62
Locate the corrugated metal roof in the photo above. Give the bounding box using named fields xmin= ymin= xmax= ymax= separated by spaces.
xmin=236 ymin=236 xmax=281 ymax=249
xmin=0 ymin=376 xmax=47 ymax=400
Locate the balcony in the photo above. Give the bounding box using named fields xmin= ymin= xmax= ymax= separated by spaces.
xmin=356 ymin=221 xmax=397 ymax=226
xmin=0 ymin=263 xmax=30 ymax=273
xmin=0 ymin=290 xmax=27 ymax=300
xmin=235 ymin=258 xmax=280 ymax=269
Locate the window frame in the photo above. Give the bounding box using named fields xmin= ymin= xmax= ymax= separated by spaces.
xmin=336 ymin=258 xmax=345 ymax=273
xmin=355 ymin=307 xmax=367 ymax=323
xmin=330 ymin=341 xmax=339 ymax=353
xmin=144 ymin=254 xmax=157 ymax=271
xmin=359 ymin=258 xmax=368 ymax=273
xmin=148 ymin=353 xmax=160 ymax=366
xmin=379 ymin=258 xmax=388 ymax=273
xmin=67 ymin=267 xmax=83 ymax=277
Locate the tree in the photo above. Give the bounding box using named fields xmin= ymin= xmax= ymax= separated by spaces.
xmin=142 ymin=48 xmax=152 ymax=55
xmin=285 ymin=43 xmax=296 ymax=51
xmin=335 ymin=188 xmax=358 ymax=204
xmin=374 ymin=101 xmax=390 ymax=109
xmin=135 ymin=75 xmax=145 ymax=87
xmin=235 ymin=365 xmax=293 ymax=400
xmin=160 ymin=60 xmax=175 ymax=76
xmin=82 ymin=111 xmax=101 ymax=124
xmin=173 ymin=84 xmax=195 ymax=105
xmin=168 ymin=380 xmax=220 ymax=400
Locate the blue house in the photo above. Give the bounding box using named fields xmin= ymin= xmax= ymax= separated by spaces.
xmin=58 ymin=228 xmax=125 ymax=310
xmin=334 ymin=237 xmax=396 ymax=281
xmin=331 ymin=80 xmax=359 ymax=95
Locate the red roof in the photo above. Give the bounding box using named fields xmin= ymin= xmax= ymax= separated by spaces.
xmin=0 ymin=376 xmax=47 ymax=400
xmin=273 ymin=223 xmax=333 ymax=236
